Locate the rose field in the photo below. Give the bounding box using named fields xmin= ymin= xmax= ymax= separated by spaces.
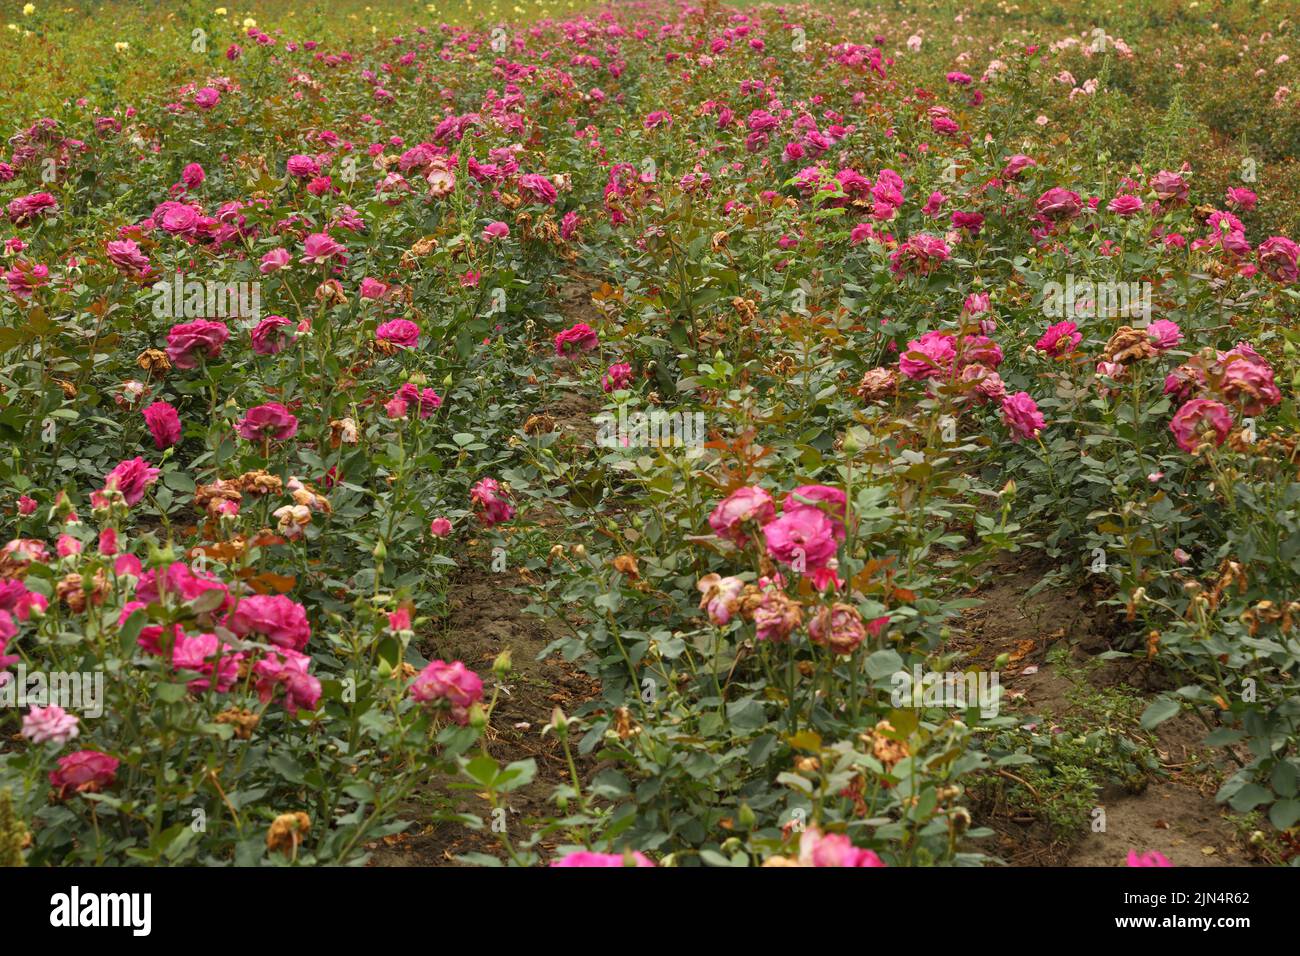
xmin=1 ymin=0 xmax=1299 ymax=874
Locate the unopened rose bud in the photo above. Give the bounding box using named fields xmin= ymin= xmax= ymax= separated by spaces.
xmin=148 ymin=540 xmax=176 ymax=567
xmin=550 ymin=705 xmax=569 ymax=736
xmin=493 ymin=650 xmax=512 ymax=676
xmin=468 ymin=703 xmax=487 ymax=730
xmin=738 ymin=803 xmax=756 ymax=829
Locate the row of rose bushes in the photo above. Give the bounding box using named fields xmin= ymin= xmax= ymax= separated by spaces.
xmin=1 ymin=0 xmax=1297 ymax=866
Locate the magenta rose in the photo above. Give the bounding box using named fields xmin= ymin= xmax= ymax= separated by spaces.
xmin=1000 ymin=392 xmax=1046 ymax=442
xmin=763 ymin=507 xmax=838 ymax=572
xmin=142 ymin=401 xmax=182 ymax=449
xmin=1035 ymin=187 xmax=1083 ymax=222
xmin=253 ymin=648 xmax=322 ymax=714
xmin=1257 ymin=236 xmax=1299 ymax=284
xmin=251 ymin=315 xmax=296 ymax=355
xmin=899 ymin=330 xmax=956 ymax=380
xmin=166 ymin=319 xmax=229 ymax=369
xmin=236 ymin=402 xmax=298 ymax=442
xmin=302 ymin=231 xmax=346 ymax=264
xmin=376 ymin=319 xmax=420 ymax=349
xmin=106 ymin=238 xmax=151 ymax=276
xmin=102 ymin=457 xmax=161 ymax=506
xmin=550 ymin=850 xmax=655 ymax=867
xmin=554 ymin=322 xmax=599 ymax=357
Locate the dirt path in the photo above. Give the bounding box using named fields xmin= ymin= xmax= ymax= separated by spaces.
xmin=368 ymin=277 xmax=606 ymax=866
xmin=954 ymin=556 xmax=1257 ymax=866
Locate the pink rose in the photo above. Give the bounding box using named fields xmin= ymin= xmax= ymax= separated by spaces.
xmin=228 ymin=594 xmax=312 ymax=651
xmin=1029 ymin=319 xmax=1081 ymax=356
xmin=1149 ymin=170 xmax=1189 ymax=205
xmin=135 ymin=561 xmax=229 ymax=611
xmin=785 ymin=485 xmax=848 ymax=541
xmin=1035 ymin=187 xmax=1082 ymax=222
xmin=708 ymin=486 xmax=776 ymax=545
xmin=193 ymin=87 xmax=221 ymax=110
xmin=393 ymin=382 xmax=442 ymax=418
xmin=409 ymin=659 xmax=484 ymax=724
xmin=763 ymin=507 xmax=838 ymax=572
xmin=253 ymin=648 xmax=321 ymax=714
xmin=550 ymin=850 xmax=655 ymax=867
xmin=302 ymin=231 xmax=346 ymax=264
xmin=1257 ymin=236 xmax=1299 ymax=284
xmin=49 ymin=750 xmax=120 ymax=799
xmin=172 ymin=632 xmax=242 ymax=692
xmin=106 ymin=239 xmax=151 ymax=276
xmin=1146 ymin=320 xmax=1183 ymax=351
xmin=259 ymin=248 xmax=292 ymax=273
xmin=429 ymin=517 xmax=453 ymax=537
xmin=554 ymin=322 xmax=599 ymax=357
xmin=470 ymin=477 xmax=515 ymax=526
xmin=359 ymin=277 xmax=389 ymax=300
xmin=22 ymin=704 xmax=79 ymax=745
xmin=799 ymin=827 xmax=886 ymax=867
xmin=286 ymin=154 xmax=321 ymax=178
xmin=1169 ymin=398 xmax=1232 ymax=453
xmin=696 ymin=573 xmax=746 ymax=626
xmin=519 ymin=173 xmax=558 ymax=205
xmin=602 ymin=362 xmax=633 ymax=392
xmin=899 ymin=330 xmax=956 ymax=380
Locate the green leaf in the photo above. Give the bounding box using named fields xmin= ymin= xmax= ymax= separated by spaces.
xmin=1139 ymin=697 xmax=1181 ymax=729
xmin=1269 ymin=799 xmax=1300 ymax=831
xmin=1227 ymin=783 xmax=1271 ymax=812
xmin=865 ymin=649 xmax=904 ymax=681
xmin=155 ymin=682 xmax=189 ymax=703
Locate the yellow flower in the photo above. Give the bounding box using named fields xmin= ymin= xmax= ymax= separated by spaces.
xmin=114 ymin=40 xmax=129 ymax=51
xmin=214 ymin=6 xmax=227 ymax=13
xmin=242 ymin=16 xmax=255 ymax=28
xmin=22 ymin=4 xmax=35 ymax=16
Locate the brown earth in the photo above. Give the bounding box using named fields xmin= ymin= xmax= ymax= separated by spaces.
xmin=953 ymin=555 xmax=1258 ymax=867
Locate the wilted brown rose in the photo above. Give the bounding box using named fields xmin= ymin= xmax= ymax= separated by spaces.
xmin=137 ymin=348 xmax=171 ymax=376
xmin=854 ymin=367 xmax=899 ymax=401
xmin=1102 ymin=326 xmax=1156 ymax=364
xmin=266 ymin=812 xmax=311 ymax=856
